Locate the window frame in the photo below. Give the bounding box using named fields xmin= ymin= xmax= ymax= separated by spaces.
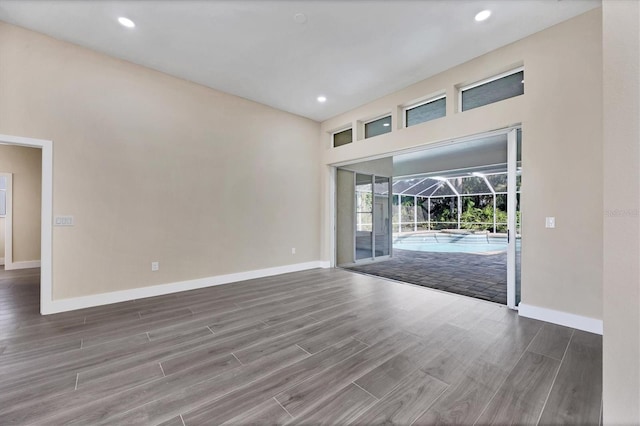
xmin=403 ymin=94 xmax=447 ymax=128
xmin=458 ymin=66 xmax=524 ymax=113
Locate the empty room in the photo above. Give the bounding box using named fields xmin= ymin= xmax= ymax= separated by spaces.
xmin=0 ymin=1 xmax=638 ymax=425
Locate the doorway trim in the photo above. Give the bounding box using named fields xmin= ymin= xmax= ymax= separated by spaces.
xmin=506 ymin=128 xmax=518 ymax=309
xmin=0 ymin=133 xmax=53 ymax=315
xmin=1 ymin=172 xmax=13 ymax=267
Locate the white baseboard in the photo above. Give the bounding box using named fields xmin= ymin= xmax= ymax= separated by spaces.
xmin=42 ymin=260 xmax=328 ymax=315
xmin=518 ymin=303 xmax=603 ymax=335
xmin=5 ymin=260 xmax=41 ymax=270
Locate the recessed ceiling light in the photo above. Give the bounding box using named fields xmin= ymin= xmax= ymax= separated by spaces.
xmin=383 ymin=123 xmax=390 ymax=127
xmin=474 ymin=10 xmax=491 ymax=22
xmin=317 ymin=96 xmax=327 ymax=103
xmin=293 ymin=13 xmax=307 ymax=24
xmin=118 ymin=17 xmax=136 ymax=28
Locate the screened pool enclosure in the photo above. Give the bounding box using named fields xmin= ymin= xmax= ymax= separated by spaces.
xmin=387 ymin=170 xmax=521 ymax=234
xmin=353 ymin=169 xmax=523 ymax=237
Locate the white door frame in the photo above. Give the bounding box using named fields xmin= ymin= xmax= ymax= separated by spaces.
xmin=506 ymin=128 xmax=518 ymax=309
xmin=328 ymin=165 xmax=337 ymax=267
xmin=0 ymin=134 xmax=53 ymax=315
xmin=1 ymin=172 xmax=13 ymax=267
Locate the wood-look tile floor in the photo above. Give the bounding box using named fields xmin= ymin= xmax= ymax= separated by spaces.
xmin=0 ymin=267 xmax=602 ymax=425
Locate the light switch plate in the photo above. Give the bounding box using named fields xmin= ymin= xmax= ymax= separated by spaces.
xmin=54 ymin=216 xmax=74 ymax=226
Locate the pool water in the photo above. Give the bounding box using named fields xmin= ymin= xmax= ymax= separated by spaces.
xmin=393 ymin=233 xmax=508 ymax=254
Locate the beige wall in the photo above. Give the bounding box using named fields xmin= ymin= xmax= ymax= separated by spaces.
xmin=0 ymin=145 xmax=42 ymax=262
xmin=0 ymin=22 xmax=321 ymax=299
xmin=602 ymin=1 xmax=640 ymax=423
xmin=321 ymin=9 xmax=603 ymax=321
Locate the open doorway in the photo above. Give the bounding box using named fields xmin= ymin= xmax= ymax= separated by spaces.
xmin=0 ymin=134 xmax=52 ymax=315
xmin=335 ymin=128 xmax=522 ymax=307
xmin=0 ymin=145 xmax=43 ymax=317
xmin=0 ymin=147 xmax=42 ymax=270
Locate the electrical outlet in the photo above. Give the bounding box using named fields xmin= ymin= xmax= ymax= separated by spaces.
xmin=291 ymin=248 xmax=296 ymax=255
xmin=545 ymin=217 xmax=556 ymax=228
xmin=151 ymin=262 xmax=159 ymax=271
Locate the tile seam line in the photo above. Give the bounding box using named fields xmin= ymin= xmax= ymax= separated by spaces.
xmin=536 ymin=329 xmax=575 ymax=425
xmin=472 ymin=322 xmax=543 ymax=425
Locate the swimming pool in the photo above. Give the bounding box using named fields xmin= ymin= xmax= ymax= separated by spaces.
xmin=393 ymin=232 xmax=508 ymax=254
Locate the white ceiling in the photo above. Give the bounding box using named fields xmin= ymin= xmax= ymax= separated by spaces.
xmin=0 ymin=0 xmax=600 ymax=122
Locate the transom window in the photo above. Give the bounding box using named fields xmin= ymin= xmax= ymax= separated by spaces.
xmin=405 ymin=95 xmax=446 ymax=127
xmin=333 ymin=128 xmax=353 ymax=148
xmin=460 ymin=68 xmax=524 ymax=112
xmin=364 ymin=115 xmax=392 ymax=139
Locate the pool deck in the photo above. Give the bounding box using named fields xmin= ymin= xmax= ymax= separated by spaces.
xmin=346 ymin=248 xmax=507 ymax=304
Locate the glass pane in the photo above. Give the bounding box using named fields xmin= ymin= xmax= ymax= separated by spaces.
xmin=392 ymin=178 xmax=424 ymax=194
xmin=355 ymin=174 xmax=373 ymax=260
xmin=392 ymin=194 xmax=399 ymax=233
xmin=495 ymin=194 xmax=508 ymax=233
xmin=400 ymin=178 xmax=439 ymax=196
xmin=462 ymin=70 xmax=524 ymax=111
xmin=487 ymin=173 xmax=508 ymax=193
xmin=374 ymin=176 xmax=390 ymax=256
xmin=0 ymin=176 xmax=6 ymax=190
xmin=421 ymin=182 xmax=444 ymax=197
xmin=365 ymin=116 xmax=392 ymax=139
xmin=431 ymin=181 xmax=455 ymax=197
xmin=333 ymin=128 xmax=353 ymax=148
xmin=429 ymin=197 xmax=458 ymax=230
xmin=416 ymin=196 xmax=429 ymax=225
xmin=400 ymin=196 xmax=415 ymax=229
xmin=406 ymin=97 xmax=446 ymax=127
xmin=0 ymin=190 xmax=5 ymax=216
xmin=516 ymin=137 xmax=523 ymax=305
xmin=458 ymin=176 xmax=492 ymax=194
xmin=461 ymin=195 xmax=495 ymax=232
xmin=374 ymin=178 xmax=389 ymax=195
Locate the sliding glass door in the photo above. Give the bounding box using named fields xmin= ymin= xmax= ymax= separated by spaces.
xmin=355 ymin=174 xmax=373 ymax=260
xmin=354 ymin=173 xmax=391 ymax=261
xmin=507 ymin=128 xmax=522 ymax=309
xmin=374 ymin=176 xmax=391 ymax=257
